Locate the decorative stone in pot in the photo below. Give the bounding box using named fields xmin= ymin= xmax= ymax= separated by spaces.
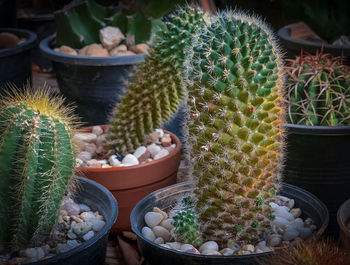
xmin=74 ymin=125 xmax=181 ymax=233
xmin=337 ymin=199 xmax=350 ymax=249
xmin=130 ymin=182 xmax=329 ymax=265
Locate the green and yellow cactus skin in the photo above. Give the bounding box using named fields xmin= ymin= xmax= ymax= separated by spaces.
xmin=108 ymin=7 xmax=206 ymax=155
xmin=285 ymin=52 xmax=350 ymax=126
xmin=184 ymin=11 xmax=285 ymax=245
xmin=0 ymin=89 xmax=77 ymax=250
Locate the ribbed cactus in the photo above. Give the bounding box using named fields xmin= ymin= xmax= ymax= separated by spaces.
xmin=108 ymin=7 xmax=206 ymax=155
xmin=285 ymin=52 xmax=350 ymax=126
xmin=171 ymin=196 xmax=202 ymax=247
xmin=0 ymin=88 xmax=77 ymax=250
xmin=184 ymin=11 xmax=285 ymax=245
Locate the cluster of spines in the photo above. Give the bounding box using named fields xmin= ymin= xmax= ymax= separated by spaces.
xmin=0 ymin=88 xmax=77 ymax=250
xmin=107 ymin=7 xmax=206 ymax=155
xmin=285 ymin=52 xmax=350 ymax=126
xmin=184 ymin=11 xmax=285 ymax=245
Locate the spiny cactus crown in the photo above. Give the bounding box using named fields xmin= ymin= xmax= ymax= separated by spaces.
xmin=285 ymin=52 xmax=350 ymax=126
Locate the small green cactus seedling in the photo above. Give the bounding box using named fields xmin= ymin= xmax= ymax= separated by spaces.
xmin=285 ymin=52 xmax=350 ymax=126
xmin=184 ymin=10 xmax=285 ymax=245
xmin=108 ymin=7 xmax=206 ymax=155
xmin=0 ymin=88 xmax=78 ymax=250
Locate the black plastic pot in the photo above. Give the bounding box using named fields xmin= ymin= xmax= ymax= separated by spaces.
xmin=283 ymin=124 xmax=350 ymax=236
xmin=0 ymin=28 xmax=37 ymax=90
xmin=31 ymin=177 xmax=118 ymax=265
xmin=40 ymin=35 xmax=145 ymax=126
xmin=337 ymin=199 xmax=350 ymax=249
xmin=277 ymin=26 xmax=350 ymax=61
xmin=131 ymin=182 xmax=328 ymax=265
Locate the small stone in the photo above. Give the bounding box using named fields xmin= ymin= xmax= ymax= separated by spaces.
xmin=155 ymin=129 xmax=164 ymax=138
xmin=283 ymin=228 xmax=299 ymax=241
xmin=153 ymin=207 xmax=168 ymax=220
xmin=160 ymin=218 xmax=174 ymax=231
xmin=152 ymin=226 xmax=171 ymax=241
xmin=73 ymin=133 xmax=97 ymax=143
xmin=242 ymin=244 xmax=255 ymax=252
xmin=59 ymin=45 xmax=77 ymax=55
xmin=267 ymin=234 xmax=282 ymax=247
xmin=133 ymin=146 xmax=147 ymax=159
xmin=201 ymin=249 xmax=222 ymax=255
xmin=80 ymin=211 xmax=95 ymax=221
xmin=154 ymin=149 xmax=169 ymax=160
xmin=24 ymin=248 xmax=37 ymax=258
xmin=220 ymin=248 xmax=234 ymax=256
xmin=164 ymin=146 xmax=175 ymax=154
xmin=287 ymin=199 xmax=295 ymax=209
xmin=96 ymin=134 xmax=107 ymax=146
xmin=199 ymin=241 xmax=219 ymax=253
xmin=129 ymin=43 xmax=149 ymax=54
xmin=272 ymin=216 xmax=290 ymax=229
xmin=121 ymin=154 xmax=139 ymax=166
xmin=255 ymin=246 xmax=271 ymax=253
xmin=83 ymin=231 xmax=95 ymax=241
xmin=290 ymin=208 xmax=302 ymax=218
xmin=165 ymin=242 xmax=181 ymax=250
xmin=288 ymin=218 xmax=304 ymax=230
xmin=60 ymin=210 xmax=68 ymax=216
xmin=108 ymin=155 xmax=121 ymax=167
xmin=111 ymin=50 xmax=135 ymax=56
xmin=147 ymin=132 xmax=159 ymax=144
xmin=79 ymin=204 xmax=91 ymax=212
xmin=109 ymin=44 xmax=127 ymax=56
xmin=71 ymin=215 xmax=83 ymax=223
xmin=95 ymin=214 xmax=104 ymax=220
xmin=269 ymin=202 xmax=280 ymax=209
xmin=297 ymin=227 xmax=312 ymax=240
xmin=99 ymin=26 xmax=125 ymax=49
xmin=77 ymin=151 xmax=92 ymax=162
xmin=79 ymin=43 xmax=109 ymax=57
xmin=92 ymin=126 xmax=103 ymax=136
xmin=161 ymin=134 xmax=172 ymax=147
xmin=76 ymin=158 xmax=84 ymax=167
xmin=56 ymin=243 xmax=73 ymax=254
xmin=159 ymin=244 xmax=171 ymax=249
xmin=61 ymin=202 xmax=80 ymax=215
xmin=256 ymin=241 xmax=266 ymax=247
xmin=138 ymin=150 xmax=152 ymax=163
xmin=274 ymin=206 xmax=294 ymax=221
xmin=142 ymin=226 xmax=156 ymax=241
xmin=71 ymin=221 xmax=93 ymax=234
xmin=67 ymin=232 xmax=77 ymax=239
xmin=227 ymin=240 xmax=241 ymax=252
xmin=154 ymin=237 xmax=164 ymax=244
xmin=96 ymin=145 xmax=106 ymax=155
xmin=185 ymin=248 xmax=200 ymax=254
xmin=84 ymin=142 xmax=97 ymax=154
xmin=91 ymin=219 xmax=105 ymax=232
xmin=67 ymin=239 xmax=80 ymax=248
xmin=304 ymin=217 xmax=314 ymax=226
xmin=144 ymin=212 xmax=163 ymax=228
xmin=147 ymin=143 xmax=162 ymax=157
xmin=180 ymin=244 xmax=194 ymax=252
xmin=102 ymin=164 xmax=112 ymax=168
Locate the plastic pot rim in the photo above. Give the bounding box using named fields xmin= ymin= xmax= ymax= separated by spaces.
xmin=283 ymin=123 xmax=350 ymax=135
xmin=30 ymin=176 xmax=118 ymax=265
xmin=40 ymin=35 xmax=145 ymax=66
xmin=337 ymin=199 xmax=350 ymax=238
xmin=277 ymin=26 xmax=350 ymax=52
xmin=0 ymin=28 xmax=37 ymax=58
xmin=130 ymin=181 xmax=329 ymax=260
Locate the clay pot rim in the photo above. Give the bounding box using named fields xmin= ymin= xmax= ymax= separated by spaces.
xmin=76 ymin=125 xmax=181 ymax=173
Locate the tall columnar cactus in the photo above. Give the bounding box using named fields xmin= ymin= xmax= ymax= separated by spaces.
xmin=108 ymin=7 xmax=206 ymax=155
xmin=184 ymin=11 xmax=285 ymax=245
xmin=285 ymin=52 xmax=350 ymax=126
xmin=0 ymin=88 xmax=77 ymax=250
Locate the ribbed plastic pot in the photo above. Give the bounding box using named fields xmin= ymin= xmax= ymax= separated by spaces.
xmin=30 ymin=177 xmax=118 ymax=265
xmin=39 ymin=35 xmax=145 ymax=126
xmin=277 ymin=26 xmax=350 ymax=62
xmin=131 ymin=182 xmax=329 ymax=265
xmin=0 ymin=28 xmax=37 ymax=90
xmin=283 ymin=124 xmax=350 ymax=236
xmin=337 ymin=199 xmax=350 ymax=249
xmin=75 ymin=125 xmax=181 ymax=233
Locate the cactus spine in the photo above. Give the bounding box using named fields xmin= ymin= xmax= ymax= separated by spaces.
xmin=285 ymin=52 xmax=350 ymax=126
xmin=184 ymin=11 xmax=285 ymax=245
xmin=108 ymin=7 xmax=206 ymax=155
xmin=0 ymin=88 xmax=77 ymax=250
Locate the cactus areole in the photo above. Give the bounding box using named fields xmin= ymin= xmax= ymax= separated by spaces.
xmin=0 ymin=88 xmax=77 ymax=250
xmin=183 ymin=10 xmax=285 ymax=246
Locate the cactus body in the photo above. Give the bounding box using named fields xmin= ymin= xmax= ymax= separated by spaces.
xmin=108 ymin=7 xmax=206 ymax=155
xmin=184 ymin=11 xmax=284 ymax=245
xmin=285 ymin=52 xmax=350 ymax=126
xmin=0 ymin=89 xmax=76 ymax=250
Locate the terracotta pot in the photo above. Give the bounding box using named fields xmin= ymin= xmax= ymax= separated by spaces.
xmin=75 ymin=125 xmax=181 ymax=233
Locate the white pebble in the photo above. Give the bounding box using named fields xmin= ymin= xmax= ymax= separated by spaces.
xmin=152 ymin=226 xmax=171 ymax=241
xmin=142 ymin=226 xmax=156 ymax=241
xmin=272 ymin=216 xmax=290 ymax=229
xmin=84 ymin=143 xmax=96 ymax=154
xmin=108 ymin=155 xmax=121 ymax=167
xmin=274 ymin=206 xmax=294 ymax=221
xmin=269 ymin=202 xmax=279 ymax=209
xmin=76 ymin=158 xmax=84 ymax=167
xmin=73 ymin=133 xmax=97 ymax=143
xmin=83 ymin=231 xmax=95 ymax=241
xmin=287 ymin=199 xmax=295 ymax=208
xmin=96 ymin=134 xmax=107 ymax=146
xmin=24 ymin=248 xmax=37 ymax=258
xmin=77 ymin=151 xmax=92 ymax=162
xmin=147 ymin=143 xmax=162 ymax=157
xmin=166 ymin=242 xmax=181 ymax=250
xmin=288 ymin=218 xmax=304 ymax=230
xmin=201 ymin=249 xmax=221 ymax=255
xmin=122 ymin=154 xmax=139 ymax=166
xmin=160 ymin=218 xmax=174 ymax=231
xmin=133 ymin=146 xmax=147 ymax=158
xmin=170 ymin=144 xmax=176 ymax=149
xmin=267 ymin=234 xmax=282 ymax=247
xmin=242 ymin=244 xmax=255 ymax=252
xmin=290 ymin=208 xmax=302 ymax=218
xmin=80 ymin=211 xmax=95 ymax=221
xmin=283 ymin=228 xmax=299 ymax=241
xmin=180 ymin=244 xmax=194 ymax=252
xmin=79 ymin=204 xmax=91 ymax=212
xmin=154 ymin=237 xmax=164 ymax=244
xmin=155 ymin=129 xmax=164 ymax=138
xmin=220 ymin=248 xmax=234 ymax=255
xmin=154 ymin=149 xmax=170 ymax=160
xmin=185 ymin=248 xmax=200 ymax=254
xmin=256 ymin=241 xmax=266 ymax=247
xmin=199 ymin=241 xmax=219 ymax=253
xmin=92 ymin=126 xmax=103 ymax=136
xmin=144 ymin=212 xmax=163 ymax=228
xmin=91 ymin=219 xmax=105 ymax=232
